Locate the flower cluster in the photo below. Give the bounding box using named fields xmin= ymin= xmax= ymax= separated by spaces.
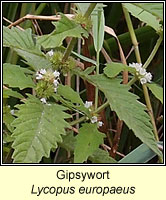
xmin=35 ymin=68 xmax=60 ymax=103
xmin=84 ymin=101 xmax=103 ymax=127
xmin=129 ymin=62 xmax=152 ymax=85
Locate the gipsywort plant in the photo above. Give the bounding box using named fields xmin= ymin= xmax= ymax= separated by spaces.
xmin=3 ymin=3 xmax=163 ymax=163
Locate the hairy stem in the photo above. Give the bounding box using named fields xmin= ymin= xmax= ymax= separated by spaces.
xmin=95 ymin=51 xmax=100 ymax=109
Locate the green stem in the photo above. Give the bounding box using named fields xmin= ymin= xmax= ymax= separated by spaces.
xmin=95 ymin=100 xmax=109 ymax=114
xmin=70 ymin=116 xmax=86 ymax=126
xmin=62 ymin=38 xmax=77 ymax=62
xmin=122 ymin=6 xmax=141 ymax=63
xmin=143 ymin=35 xmax=163 ymax=69
xmin=95 ymin=51 xmax=100 ymax=109
xmin=34 ymin=3 xmax=47 ymax=15
xmin=84 ymin=3 xmax=97 ymax=18
xmin=62 ymin=3 xmax=97 ymax=62
xmin=127 ymin=77 xmax=137 ymax=87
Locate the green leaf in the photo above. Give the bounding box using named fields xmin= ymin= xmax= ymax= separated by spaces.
xmin=118 ymin=143 xmax=158 ymax=163
xmin=74 ymin=123 xmax=105 ymax=163
xmin=3 ymin=26 xmax=52 ymax=71
xmin=11 ymin=95 xmax=71 ymax=163
xmin=61 ymin=131 xmax=116 ymax=163
xmin=3 ymin=105 xmax=15 ymax=132
xmin=133 ymin=3 xmax=163 ymax=21
xmin=90 ymin=149 xmax=117 ymax=163
xmin=15 ymin=49 xmax=52 ymax=71
xmin=3 ymin=63 xmax=35 ymax=89
xmin=77 ymin=73 xmax=162 ymax=157
xmin=123 ymin=3 xmax=162 ymax=32
xmin=104 ymin=62 xmax=135 ymax=78
xmin=91 ymin=3 xmax=105 ymax=52
xmin=147 ymin=83 xmax=163 ymax=104
xmin=57 ymin=84 xmax=84 ymax=104
xmin=37 ymin=13 xmax=89 ymax=49
xmin=72 ymin=51 xmax=97 ymax=66
xmin=3 ymin=88 xmax=24 ymax=99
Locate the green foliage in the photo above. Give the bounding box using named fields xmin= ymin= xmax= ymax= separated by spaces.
xmin=3 ymin=88 xmax=24 ymax=99
xmin=3 ymin=26 xmax=52 ymax=71
xmin=74 ymin=123 xmax=105 ymax=163
xmin=57 ymin=84 xmax=84 ymax=104
xmin=3 ymin=63 xmax=35 ymax=89
xmin=37 ymin=13 xmax=89 ymax=49
xmin=123 ymin=3 xmax=162 ymax=33
xmin=11 ymin=95 xmax=71 ymax=163
xmin=104 ymin=62 xmax=135 ymax=78
xmin=77 ymin=72 xmax=162 ymax=157
xmin=147 ymin=83 xmax=163 ymax=104
xmin=91 ymin=3 xmax=105 ymax=53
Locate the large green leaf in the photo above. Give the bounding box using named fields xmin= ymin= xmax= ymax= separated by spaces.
xmin=123 ymin=3 xmax=162 ymax=32
xmin=11 ymin=95 xmax=71 ymax=163
xmin=73 ymin=68 xmax=162 ymax=157
xmin=3 ymin=88 xmax=24 ymax=99
xmin=37 ymin=13 xmax=88 ymax=49
xmin=147 ymin=83 xmax=163 ymax=104
xmin=91 ymin=3 xmax=105 ymax=52
xmin=3 ymin=63 xmax=35 ymax=89
xmin=89 ymin=75 xmax=162 ymax=157
xmin=3 ymin=26 xmax=52 ymax=71
xmin=118 ymin=143 xmax=160 ymax=163
xmin=57 ymin=84 xmax=84 ymax=104
xmin=61 ymin=131 xmax=116 ymax=163
xmin=74 ymin=123 xmax=105 ymax=163
xmin=104 ymin=62 xmax=135 ymax=78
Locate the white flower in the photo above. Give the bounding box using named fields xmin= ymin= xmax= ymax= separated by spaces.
xmin=53 ymin=79 xmax=59 ymax=87
xmin=139 ymin=68 xmax=146 ymax=75
xmin=91 ymin=116 xmax=98 ymax=123
xmin=10 ymin=109 xmax=15 ymax=115
xmin=36 ymin=74 xmax=43 ymax=80
xmin=129 ymin=62 xmax=142 ymax=71
xmin=144 ymin=72 xmax=152 ymax=83
xmin=98 ymin=121 xmax=103 ymax=127
xmin=54 ymin=88 xmax=57 ymax=93
xmin=40 ymin=69 xmax=47 ymax=75
xmin=84 ymin=101 xmax=93 ymax=108
xmin=53 ymin=70 xmax=60 ymax=78
xmin=40 ymin=98 xmax=47 ymax=104
xmin=47 ymin=49 xmax=54 ymax=57
xmin=140 ymin=77 xmax=147 ymax=85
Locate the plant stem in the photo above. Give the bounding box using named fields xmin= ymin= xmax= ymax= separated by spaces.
xmin=62 ymin=3 xmax=97 ymax=62
xmin=70 ymin=116 xmax=87 ymax=126
xmin=95 ymin=51 xmax=100 ymax=109
xmin=122 ymin=6 xmax=141 ymax=63
xmin=84 ymin=3 xmax=97 ymax=18
xmin=95 ymin=100 xmax=109 ymax=114
xmin=143 ymin=35 xmax=163 ymax=69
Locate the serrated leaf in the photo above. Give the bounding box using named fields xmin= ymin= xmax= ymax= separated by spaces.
xmin=11 ymin=95 xmax=71 ymax=163
xmin=3 ymin=63 xmax=35 ymax=89
xmin=91 ymin=3 xmax=105 ymax=52
xmin=147 ymin=83 xmax=163 ymax=104
xmin=104 ymin=62 xmax=135 ymax=78
xmin=3 ymin=88 xmax=24 ymax=99
xmin=74 ymin=123 xmax=105 ymax=163
xmin=76 ymin=73 xmax=162 ymax=157
xmin=61 ymin=131 xmax=116 ymax=163
xmin=3 ymin=26 xmax=52 ymax=71
xmin=118 ymin=143 xmax=158 ymax=163
xmin=37 ymin=13 xmax=88 ymax=49
xmin=123 ymin=3 xmax=162 ymax=32
xmin=57 ymin=84 xmax=84 ymax=104
xmin=3 ymin=105 xmax=15 ymax=132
